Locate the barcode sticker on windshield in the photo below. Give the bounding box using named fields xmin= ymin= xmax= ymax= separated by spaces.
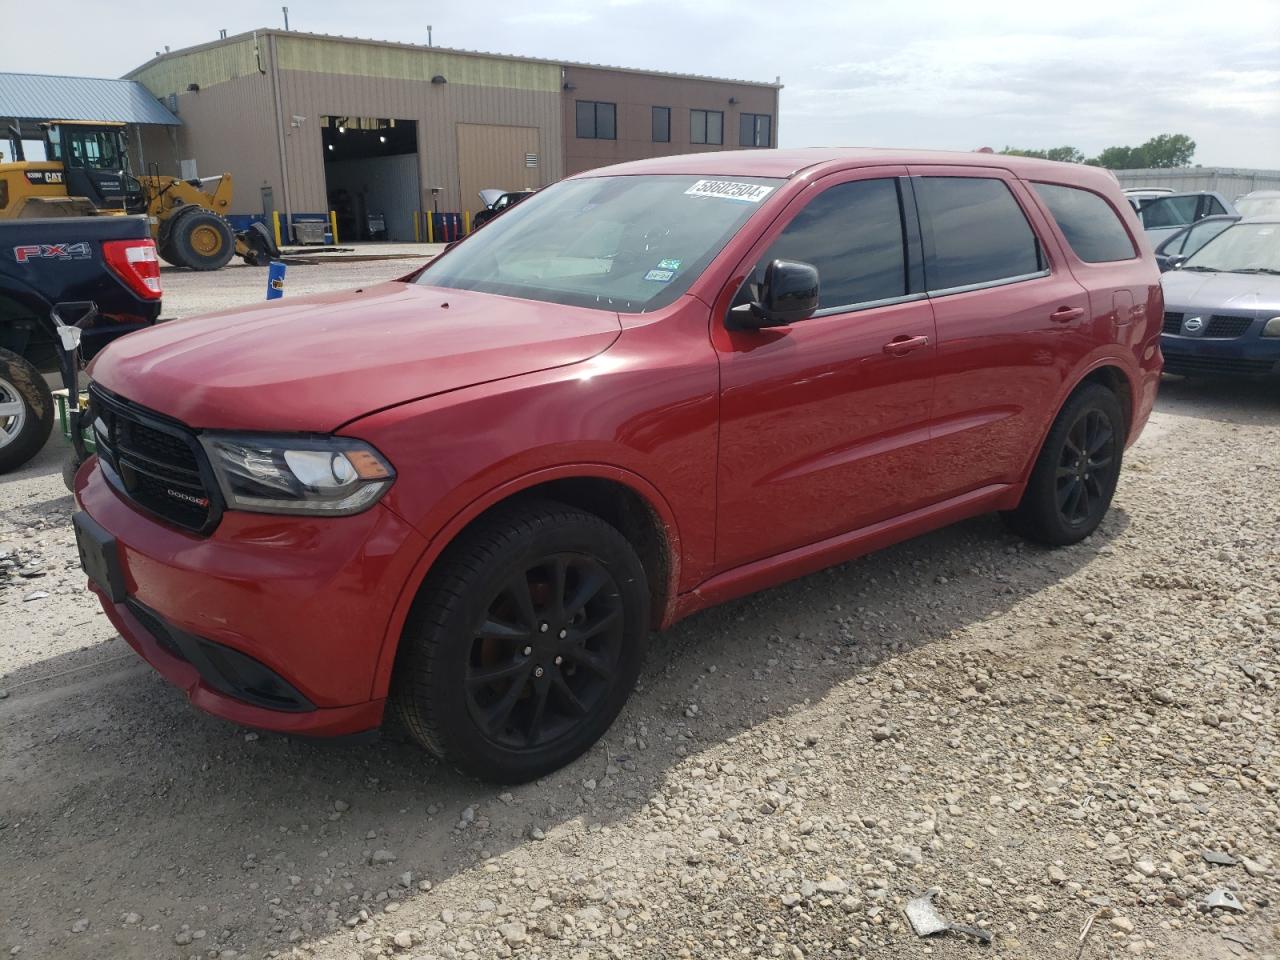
xmin=684 ymin=180 xmax=774 ymax=204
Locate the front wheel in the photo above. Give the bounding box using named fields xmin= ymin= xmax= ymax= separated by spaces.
xmin=391 ymin=500 xmax=650 ymax=783
xmin=1002 ymin=383 xmax=1124 ymax=546
xmin=170 ymin=210 xmax=236 ymax=271
xmin=0 ymin=349 xmax=54 ymax=474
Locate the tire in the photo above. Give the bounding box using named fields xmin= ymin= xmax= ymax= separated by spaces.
xmin=170 ymin=210 xmax=236 ymax=271
xmin=0 ymin=349 xmax=54 ymax=474
xmin=391 ymin=499 xmax=650 ymax=783
xmin=1002 ymin=382 xmax=1124 ymax=546
xmin=62 ymin=454 xmax=82 ymax=492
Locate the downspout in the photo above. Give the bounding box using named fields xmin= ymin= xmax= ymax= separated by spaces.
xmin=267 ymin=32 xmax=293 ymax=242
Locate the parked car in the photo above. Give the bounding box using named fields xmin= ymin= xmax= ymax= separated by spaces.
xmin=472 ymin=188 xmax=536 ymax=228
xmin=1235 ymin=190 xmax=1280 ymax=219
xmin=1159 ymin=216 xmax=1280 ymax=378
xmin=73 ymin=149 xmax=1162 ymax=782
xmin=1129 ymin=191 xmax=1237 ymax=245
xmin=1153 ymin=214 xmax=1240 ymax=271
xmin=0 ymin=215 xmax=160 ymax=472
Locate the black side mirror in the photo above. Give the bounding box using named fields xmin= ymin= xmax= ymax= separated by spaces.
xmin=1166 ymin=255 xmax=1188 ymax=270
xmin=729 ymin=259 xmax=820 ymax=330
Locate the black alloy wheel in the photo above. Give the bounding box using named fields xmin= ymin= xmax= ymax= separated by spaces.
xmin=465 ymin=552 xmax=624 ymax=750
xmin=1055 ymin=408 xmax=1117 ymax=528
xmin=392 ymin=500 xmax=649 ymax=783
xmin=1002 ymin=382 xmax=1125 ymax=546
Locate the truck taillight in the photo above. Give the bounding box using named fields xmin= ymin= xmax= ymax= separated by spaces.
xmin=103 ymin=238 xmax=162 ymax=301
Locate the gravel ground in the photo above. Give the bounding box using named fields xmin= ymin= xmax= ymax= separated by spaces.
xmin=1 ymin=269 xmax=1276 ymax=960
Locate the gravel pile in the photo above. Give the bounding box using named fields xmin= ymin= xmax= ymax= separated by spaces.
xmin=1 ymin=377 xmax=1276 ymax=960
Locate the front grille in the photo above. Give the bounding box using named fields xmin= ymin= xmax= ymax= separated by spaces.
xmin=1162 ymin=312 xmax=1256 ymax=339
xmin=1205 ymin=315 xmax=1254 ymax=339
xmin=89 ymin=385 xmax=220 ymax=534
xmin=1162 ymin=353 xmax=1277 ymax=377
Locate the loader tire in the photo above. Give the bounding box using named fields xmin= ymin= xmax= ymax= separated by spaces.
xmin=171 ymin=210 xmax=235 ymax=271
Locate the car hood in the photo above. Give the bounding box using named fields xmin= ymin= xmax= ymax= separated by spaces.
xmin=1160 ymin=269 xmax=1280 ymax=317
xmin=478 ymin=189 xmax=505 ymax=208
xmin=89 ymin=282 xmax=622 ymax=432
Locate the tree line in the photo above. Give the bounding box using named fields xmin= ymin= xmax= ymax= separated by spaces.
xmin=999 ymin=134 xmax=1196 ymax=169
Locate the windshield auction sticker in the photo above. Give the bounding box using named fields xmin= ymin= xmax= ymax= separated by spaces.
xmin=684 ymin=180 xmax=775 ymax=203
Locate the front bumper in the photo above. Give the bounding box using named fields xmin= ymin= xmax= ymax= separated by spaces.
xmin=1160 ymin=329 xmax=1280 ymax=378
xmin=76 ymin=459 xmax=429 ymax=736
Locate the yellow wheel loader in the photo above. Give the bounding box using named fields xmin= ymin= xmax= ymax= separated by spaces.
xmin=0 ymin=121 xmax=278 ymax=270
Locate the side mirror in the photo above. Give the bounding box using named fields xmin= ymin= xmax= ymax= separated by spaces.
xmin=1166 ymin=255 xmax=1188 ymax=270
xmin=729 ymin=258 xmax=820 ymax=330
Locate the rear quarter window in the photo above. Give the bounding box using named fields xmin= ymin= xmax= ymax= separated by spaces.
xmin=1033 ymin=183 xmax=1136 ymax=263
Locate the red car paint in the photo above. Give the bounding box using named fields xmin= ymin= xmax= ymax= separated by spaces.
xmin=75 ymin=148 xmax=1162 ymax=736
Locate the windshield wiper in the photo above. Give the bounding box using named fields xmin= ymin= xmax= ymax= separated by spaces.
xmin=1227 ymin=268 xmax=1280 ymax=276
xmin=1179 ymin=265 xmax=1218 ymax=272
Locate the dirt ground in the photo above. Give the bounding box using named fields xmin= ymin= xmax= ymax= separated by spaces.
xmin=0 ymin=262 xmax=1276 ymax=960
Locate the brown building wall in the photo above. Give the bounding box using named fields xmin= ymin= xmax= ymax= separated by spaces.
xmin=561 ymin=65 xmax=780 ymax=176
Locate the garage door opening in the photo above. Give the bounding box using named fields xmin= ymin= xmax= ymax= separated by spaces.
xmin=322 ymin=117 xmax=420 ymax=242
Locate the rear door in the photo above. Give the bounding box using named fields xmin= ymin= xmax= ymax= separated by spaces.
xmin=909 ymin=167 xmax=1089 ymax=500
xmin=711 ymin=168 xmax=939 ymax=569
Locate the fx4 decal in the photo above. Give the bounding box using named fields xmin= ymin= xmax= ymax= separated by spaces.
xmin=13 ymin=242 xmax=92 ymax=264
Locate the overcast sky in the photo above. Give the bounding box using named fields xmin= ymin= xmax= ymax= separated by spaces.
xmin=3 ymin=0 xmax=1276 ymax=167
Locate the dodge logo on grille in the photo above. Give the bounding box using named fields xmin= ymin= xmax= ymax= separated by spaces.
xmin=166 ymin=488 xmax=209 ymax=507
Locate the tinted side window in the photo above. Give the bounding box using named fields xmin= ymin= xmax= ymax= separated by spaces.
xmin=1204 ymin=196 xmax=1227 ymax=216
xmin=1138 ymin=195 xmax=1197 ymax=228
xmin=761 ymin=178 xmax=907 ymax=309
xmin=1032 ymin=182 xmax=1135 ymax=263
xmin=918 ymin=177 xmax=1042 ymax=290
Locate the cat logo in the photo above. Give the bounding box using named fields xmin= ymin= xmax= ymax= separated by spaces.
xmin=24 ymin=170 xmax=64 ymax=185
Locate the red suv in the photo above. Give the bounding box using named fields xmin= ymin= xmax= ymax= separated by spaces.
xmin=74 ymin=149 xmax=1162 ymax=782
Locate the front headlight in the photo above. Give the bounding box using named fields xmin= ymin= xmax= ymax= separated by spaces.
xmin=199 ymin=433 xmax=395 ymax=516
xmin=1262 ymin=316 xmax=1280 ymax=337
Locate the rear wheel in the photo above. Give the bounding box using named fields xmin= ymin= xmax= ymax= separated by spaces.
xmin=0 ymin=349 xmax=54 ymax=474
xmin=392 ymin=500 xmax=649 ymax=783
xmin=170 ymin=210 xmax=235 ymax=271
xmin=1003 ymin=382 xmax=1124 ymax=546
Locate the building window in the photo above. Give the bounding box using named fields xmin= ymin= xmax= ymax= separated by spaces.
xmin=575 ymin=100 xmax=616 ymax=140
xmin=652 ymin=106 xmax=671 ymax=143
xmin=739 ymin=113 xmax=772 ymax=148
xmin=691 ymin=109 xmax=723 ymax=146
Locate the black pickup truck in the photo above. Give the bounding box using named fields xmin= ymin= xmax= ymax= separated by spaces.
xmin=0 ymin=215 xmax=161 ymax=472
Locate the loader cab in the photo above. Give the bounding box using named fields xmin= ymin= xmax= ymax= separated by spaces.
xmin=43 ymin=122 xmax=146 ymax=214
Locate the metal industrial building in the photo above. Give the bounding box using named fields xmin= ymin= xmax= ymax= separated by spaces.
xmin=123 ymin=30 xmax=781 ymax=242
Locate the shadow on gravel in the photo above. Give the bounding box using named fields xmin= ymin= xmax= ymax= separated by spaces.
xmin=1155 ymin=373 xmax=1280 ymax=425
xmin=0 ymin=500 xmax=1130 ymax=958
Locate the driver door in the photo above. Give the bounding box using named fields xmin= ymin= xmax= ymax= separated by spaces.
xmin=711 ymin=170 xmax=940 ymax=570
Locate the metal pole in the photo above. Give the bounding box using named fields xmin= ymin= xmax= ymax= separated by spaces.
xmin=282 ymin=6 xmax=289 ymax=29
xmin=267 ymin=34 xmax=293 ymax=244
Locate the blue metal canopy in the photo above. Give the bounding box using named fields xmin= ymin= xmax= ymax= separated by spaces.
xmin=0 ymin=72 xmax=180 ymax=125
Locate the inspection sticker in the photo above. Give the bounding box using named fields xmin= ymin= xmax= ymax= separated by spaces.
xmin=684 ymin=179 xmax=774 ymax=203
xmin=644 ymin=269 xmax=675 ymax=282
xmin=657 ymin=258 xmax=683 ymax=270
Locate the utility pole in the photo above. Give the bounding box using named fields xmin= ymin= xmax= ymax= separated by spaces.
xmin=282 ymin=6 xmax=290 ymax=30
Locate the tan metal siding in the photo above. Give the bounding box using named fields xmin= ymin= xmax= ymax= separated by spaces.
xmin=276 ymin=36 xmax=561 ymax=92
xmin=130 ymin=38 xmax=262 ymax=97
xmin=276 ymin=70 xmax=562 ymax=215
xmin=456 ymin=124 xmax=542 ymax=216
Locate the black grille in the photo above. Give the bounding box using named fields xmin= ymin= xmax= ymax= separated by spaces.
xmin=1162 ymin=353 xmax=1278 ymax=377
xmin=1205 ymin=315 xmax=1254 ymax=339
xmin=89 ymin=385 xmax=220 ymax=534
xmin=1162 ymin=311 xmax=1184 ymax=334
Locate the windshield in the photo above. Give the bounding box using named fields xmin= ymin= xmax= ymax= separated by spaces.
xmin=1183 ymin=221 xmax=1280 ymax=273
xmin=1236 ymin=195 xmax=1280 ymax=218
xmin=417 ymin=174 xmax=783 ymax=312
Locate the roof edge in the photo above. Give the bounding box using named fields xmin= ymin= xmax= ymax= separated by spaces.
xmin=123 ymin=27 xmax=783 ymax=89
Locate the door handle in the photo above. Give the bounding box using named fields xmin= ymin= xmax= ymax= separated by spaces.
xmin=1050 ymin=306 xmax=1085 ymax=323
xmin=883 ymin=334 xmax=930 ymax=356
